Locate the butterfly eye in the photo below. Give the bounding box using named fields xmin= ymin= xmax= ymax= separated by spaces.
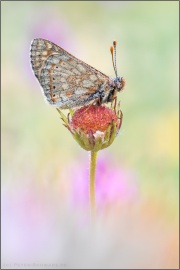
xmin=53 ymin=86 xmax=56 ymax=89
xmin=53 ymin=78 xmax=55 ymax=80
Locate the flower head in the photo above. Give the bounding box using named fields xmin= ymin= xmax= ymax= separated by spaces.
xmin=57 ymin=103 xmax=123 ymax=151
xmin=71 ymin=105 xmax=119 ymax=133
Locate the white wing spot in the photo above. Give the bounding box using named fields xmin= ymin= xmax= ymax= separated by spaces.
xmin=83 ymin=80 xmax=94 ymax=87
xmin=72 ymin=68 xmax=81 ymax=75
xmin=61 ymin=96 xmax=69 ymax=102
xmin=75 ymin=87 xmax=87 ymax=95
xmin=46 ymin=43 xmax=52 ymax=49
xmin=57 ymin=55 xmax=69 ymax=61
xmin=77 ymin=64 xmax=86 ymax=73
xmin=60 ymin=78 xmax=66 ymax=83
xmin=40 ymin=56 xmax=48 ymax=61
xmin=45 ymin=64 xmax=52 ymax=69
xmin=62 ymin=83 xmax=69 ymax=90
xmin=97 ymin=73 xmax=104 ymax=80
xmin=90 ymin=75 xmax=97 ymax=81
xmin=38 ymin=40 xmax=45 ymax=45
xmin=48 ymin=57 xmax=59 ymax=64
xmin=76 ymin=79 xmax=81 ymax=84
xmin=41 ymin=51 xmax=48 ymax=56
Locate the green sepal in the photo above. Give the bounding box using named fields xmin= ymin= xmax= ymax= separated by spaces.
xmin=56 ymin=108 xmax=69 ymax=126
xmin=69 ymin=109 xmax=74 ymax=117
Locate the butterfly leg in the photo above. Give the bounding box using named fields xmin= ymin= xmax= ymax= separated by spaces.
xmin=96 ymin=96 xmax=103 ymax=106
xmin=83 ymin=93 xmax=105 ymax=113
xmin=110 ymin=97 xmax=117 ymax=113
xmin=117 ymin=110 xmax=123 ymax=130
xmin=113 ymin=96 xmax=117 ymax=112
xmin=82 ymin=100 xmax=97 ymax=113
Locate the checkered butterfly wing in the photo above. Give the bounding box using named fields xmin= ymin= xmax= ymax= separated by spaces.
xmin=30 ymin=38 xmax=111 ymax=109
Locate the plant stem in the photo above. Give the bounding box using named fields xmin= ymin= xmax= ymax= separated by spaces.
xmin=89 ymin=150 xmax=98 ymax=222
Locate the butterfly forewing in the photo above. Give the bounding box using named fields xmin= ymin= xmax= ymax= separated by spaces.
xmin=30 ymin=38 xmax=111 ymax=109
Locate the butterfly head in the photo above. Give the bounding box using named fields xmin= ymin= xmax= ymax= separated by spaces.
xmin=113 ymin=76 xmax=125 ymax=92
xmin=110 ymin=41 xmax=125 ymax=92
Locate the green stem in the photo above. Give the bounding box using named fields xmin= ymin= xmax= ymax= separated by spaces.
xmin=89 ymin=150 xmax=98 ymax=222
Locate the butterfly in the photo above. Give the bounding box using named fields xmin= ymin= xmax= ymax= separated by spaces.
xmin=30 ymin=39 xmax=125 ymax=109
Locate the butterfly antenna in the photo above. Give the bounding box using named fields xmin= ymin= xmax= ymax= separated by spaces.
xmin=110 ymin=45 xmax=116 ymax=77
xmin=110 ymin=41 xmax=118 ymax=78
xmin=113 ymin=40 xmax=118 ymax=78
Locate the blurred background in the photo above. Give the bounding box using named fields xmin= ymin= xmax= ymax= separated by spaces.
xmin=2 ymin=1 xmax=179 ymax=269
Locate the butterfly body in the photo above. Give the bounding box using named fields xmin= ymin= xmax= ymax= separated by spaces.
xmin=30 ymin=38 xmax=125 ymax=109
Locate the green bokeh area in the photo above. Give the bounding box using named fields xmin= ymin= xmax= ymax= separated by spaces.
xmin=2 ymin=1 xmax=179 ymax=268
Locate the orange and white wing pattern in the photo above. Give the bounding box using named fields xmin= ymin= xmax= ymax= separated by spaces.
xmin=30 ymin=38 xmax=112 ymax=109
